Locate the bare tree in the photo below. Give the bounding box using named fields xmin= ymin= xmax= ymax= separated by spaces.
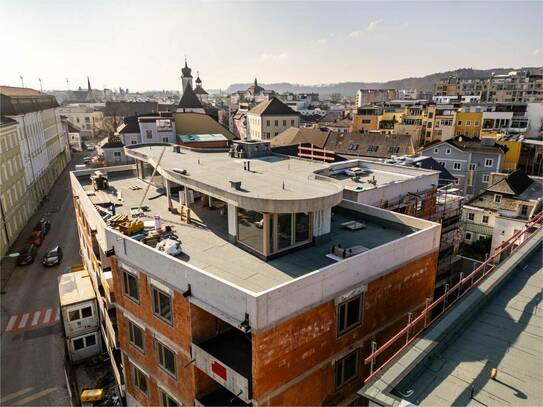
xmin=101 ymin=102 xmax=125 ymax=138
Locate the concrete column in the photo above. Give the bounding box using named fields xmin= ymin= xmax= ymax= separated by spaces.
xmin=184 ymin=187 xmax=191 ymax=208
xmin=227 ymin=203 xmax=237 ymax=243
xmin=263 ymin=213 xmax=270 ymax=257
xmin=165 ymin=179 xmax=173 ymax=210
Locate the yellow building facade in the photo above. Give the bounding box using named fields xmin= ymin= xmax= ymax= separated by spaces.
xmin=455 ymin=111 xmax=483 ymax=138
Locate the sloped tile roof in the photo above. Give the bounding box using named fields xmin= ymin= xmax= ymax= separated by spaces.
xmin=178 ymin=83 xmax=203 ymax=109
xmin=249 ymin=97 xmax=299 ymax=116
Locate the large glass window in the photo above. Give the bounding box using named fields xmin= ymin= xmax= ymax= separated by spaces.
xmin=277 ymin=213 xmax=293 ymax=250
xmin=237 ymin=208 xmax=264 ymax=253
xmin=295 ymin=212 xmax=310 ymax=244
xmin=269 ymin=212 xmax=312 ymax=254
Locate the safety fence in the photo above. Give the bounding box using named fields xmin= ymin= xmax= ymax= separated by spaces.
xmin=364 ymin=210 xmax=543 ymax=383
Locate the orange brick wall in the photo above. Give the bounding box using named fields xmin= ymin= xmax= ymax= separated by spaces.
xmin=112 ymin=257 xmax=222 ymax=405
xmin=110 ymin=237 xmax=436 ymax=406
xmin=252 ymin=251 xmax=438 ymax=404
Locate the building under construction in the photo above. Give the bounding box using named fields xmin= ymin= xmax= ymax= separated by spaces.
xmin=70 ymin=140 xmax=443 ymax=405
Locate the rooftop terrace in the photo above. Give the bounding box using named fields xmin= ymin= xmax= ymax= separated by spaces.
xmin=77 ymin=169 xmax=416 ymax=293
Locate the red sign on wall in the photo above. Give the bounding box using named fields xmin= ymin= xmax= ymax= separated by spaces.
xmin=211 ymin=361 xmax=227 ymax=381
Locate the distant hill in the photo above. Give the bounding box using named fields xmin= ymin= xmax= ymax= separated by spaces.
xmin=223 ymin=67 xmax=540 ymax=97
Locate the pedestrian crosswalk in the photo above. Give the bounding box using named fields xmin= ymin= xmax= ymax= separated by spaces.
xmin=4 ymin=306 xmax=60 ymax=333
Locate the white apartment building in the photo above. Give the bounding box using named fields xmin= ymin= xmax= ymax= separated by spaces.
xmin=118 ymin=115 xmax=176 ymax=146
xmin=356 ymin=89 xmax=397 ymax=107
xmin=246 ymin=97 xmax=299 ymax=140
xmin=58 ymin=106 xmax=104 ymax=139
xmin=0 ymin=86 xmax=71 ymax=254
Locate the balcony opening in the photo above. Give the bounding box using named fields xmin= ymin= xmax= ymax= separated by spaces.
xmin=192 ymin=328 xmax=252 ymax=403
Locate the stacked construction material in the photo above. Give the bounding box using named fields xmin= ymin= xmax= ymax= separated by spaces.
xmin=107 ymin=214 xmax=144 ymax=236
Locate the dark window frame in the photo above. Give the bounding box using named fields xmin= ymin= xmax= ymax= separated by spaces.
xmin=132 ymin=364 xmax=149 ymax=397
xmin=151 ymin=286 xmax=173 ymax=325
xmin=334 ymin=349 xmax=360 ymax=389
xmin=122 ymin=270 xmax=140 ymax=303
xmin=156 ymin=340 xmax=177 ymax=378
xmin=337 ymin=294 xmax=364 ymax=337
xmin=159 ymin=388 xmax=179 ymax=407
xmin=127 ymin=319 xmax=145 ymax=352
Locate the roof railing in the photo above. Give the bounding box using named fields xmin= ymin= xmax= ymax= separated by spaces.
xmin=363 ymin=210 xmax=543 ymax=383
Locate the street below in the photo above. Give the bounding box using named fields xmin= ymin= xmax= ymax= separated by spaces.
xmin=1 ymin=153 xmax=85 ymax=406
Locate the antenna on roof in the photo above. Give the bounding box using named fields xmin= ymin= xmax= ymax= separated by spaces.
xmin=38 ymin=78 xmax=43 ymax=92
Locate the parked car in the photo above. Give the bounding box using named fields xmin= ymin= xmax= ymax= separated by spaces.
xmin=17 ymin=245 xmax=38 ymax=266
xmin=28 ymin=230 xmax=45 ymax=246
xmin=42 ymin=246 xmax=63 ymax=267
xmin=83 ymin=156 xmax=92 ymax=164
xmin=33 ymin=218 xmax=51 ymax=235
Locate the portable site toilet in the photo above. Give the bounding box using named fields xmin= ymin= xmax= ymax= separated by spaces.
xmin=58 ymin=270 xmax=102 ymax=363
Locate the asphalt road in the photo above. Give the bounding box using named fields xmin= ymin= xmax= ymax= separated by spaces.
xmin=0 ymin=152 xmax=85 ymax=406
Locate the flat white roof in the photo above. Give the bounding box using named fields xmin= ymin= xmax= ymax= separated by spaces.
xmin=58 ymin=270 xmax=95 ymax=306
xmin=125 ymin=145 xmax=344 ymax=213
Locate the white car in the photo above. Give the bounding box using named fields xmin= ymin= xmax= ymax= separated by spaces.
xmin=155 ymin=239 xmax=182 ymax=256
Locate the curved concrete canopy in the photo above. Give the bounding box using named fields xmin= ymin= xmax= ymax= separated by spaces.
xmin=126 ymin=145 xmax=344 ymax=213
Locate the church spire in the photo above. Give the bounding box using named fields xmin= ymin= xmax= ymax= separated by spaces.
xmin=254 ymin=77 xmax=258 ymax=87
xmin=181 ymin=57 xmax=193 ymax=91
xmin=87 ymin=76 xmax=92 ymax=91
xmin=181 ymin=58 xmax=192 ymax=78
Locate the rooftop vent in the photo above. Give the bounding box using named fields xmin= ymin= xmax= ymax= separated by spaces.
xmin=230 ymin=180 xmax=242 ymax=190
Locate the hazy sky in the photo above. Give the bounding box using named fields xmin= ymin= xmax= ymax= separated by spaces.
xmin=1 ymin=0 xmax=542 ymax=91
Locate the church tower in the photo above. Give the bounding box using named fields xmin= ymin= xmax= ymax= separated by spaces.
xmin=181 ymin=58 xmax=193 ymax=91
xmin=194 ymin=71 xmax=209 ymax=103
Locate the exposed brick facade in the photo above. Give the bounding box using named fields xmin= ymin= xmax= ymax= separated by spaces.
xmin=112 ymin=249 xmax=437 ymax=406
xmin=252 ymin=251 xmax=437 ymax=405
xmin=112 ymin=257 xmax=221 ymax=405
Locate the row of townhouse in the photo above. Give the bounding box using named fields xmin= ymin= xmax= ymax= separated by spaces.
xmin=350 ymin=100 xmax=543 ymax=149
xmin=420 ymin=137 xmax=506 ymax=199
xmin=0 ymin=86 xmax=71 ymax=256
xmin=433 ymin=69 xmax=543 ymax=103
xmin=462 ymin=170 xmax=542 ymax=252
xmin=70 ymin=139 xmax=442 ymax=406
